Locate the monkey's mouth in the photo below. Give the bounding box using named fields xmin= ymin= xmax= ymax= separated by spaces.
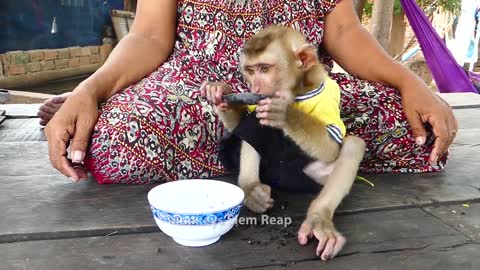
xmin=223 ymin=93 xmax=272 ymax=105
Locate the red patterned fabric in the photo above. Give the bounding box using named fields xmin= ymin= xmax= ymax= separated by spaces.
xmin=84 ymin=0 xmax=446 ymax=184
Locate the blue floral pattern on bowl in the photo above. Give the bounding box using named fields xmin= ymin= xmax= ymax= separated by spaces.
xmin=150 ymin=203 xmax=243 ymax=225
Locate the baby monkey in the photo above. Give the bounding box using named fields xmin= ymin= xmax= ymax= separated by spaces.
xmin=201 ymin=25 xmax=366 ymax=261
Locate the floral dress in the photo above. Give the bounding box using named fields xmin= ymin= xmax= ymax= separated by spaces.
xmin=84 ymin=0 xmax=446 ymax=184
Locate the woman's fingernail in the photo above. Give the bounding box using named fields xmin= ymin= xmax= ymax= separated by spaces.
xmin=415 ymin=137 xmax=425 ymax=145
xmin=70 ymin=177 xmax=77 ymax=182
xmin=72 ymin=151 xmax=85 ymax=163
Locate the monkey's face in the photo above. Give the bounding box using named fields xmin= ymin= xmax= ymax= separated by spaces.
xmin=240 ymin=50 xmax=301 ymax=96
xmin=242 ymin=63 xmax=278 ymax=96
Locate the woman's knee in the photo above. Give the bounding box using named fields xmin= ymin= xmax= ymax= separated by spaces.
xmin=334 ymin=73 xmax=446 ymax=173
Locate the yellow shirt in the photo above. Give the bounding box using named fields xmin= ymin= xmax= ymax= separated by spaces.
xmin=248 ymin=77 xmax=345 ymax=144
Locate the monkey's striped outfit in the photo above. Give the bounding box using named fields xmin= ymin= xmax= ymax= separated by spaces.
xmin=84 ymin=0 xmax=447 ymax=184
xmin=219 ymin=113 xmax=322 ymax=193
xmin=291 ymin=77 xmax=346 ymax=145
xmin=248 ymin=76 xmax=346 ymax=145
xmin=219 ymin=78 xmax=346 ymax=193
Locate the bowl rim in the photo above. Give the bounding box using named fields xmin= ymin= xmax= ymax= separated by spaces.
xmin=147 ymin=179 xmax=245 ymax=215
xmin=150 ymin=203 xmax=242 ymax=225
xmin=150 ymin=202 xmax=243 ymax=217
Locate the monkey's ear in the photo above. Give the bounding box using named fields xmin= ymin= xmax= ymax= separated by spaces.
xmin=296 ymin=44 xmax=318 ymax=70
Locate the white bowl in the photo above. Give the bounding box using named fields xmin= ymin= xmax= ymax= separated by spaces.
xmin=147 ymin=179 xmax=244 ymax=247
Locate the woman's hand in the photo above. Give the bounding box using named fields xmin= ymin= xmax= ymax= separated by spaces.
xmin=45 ymin=86 xmax=99 ymax=181
xmin=323 ymin=0 xmax=458 ymax=164
xmin=400 ymin=80 xmax=458 ymax=164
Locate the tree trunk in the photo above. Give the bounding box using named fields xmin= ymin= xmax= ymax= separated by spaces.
xmin=370 ymin=0 xmax=395 ymax=50
xmin=388 ymin=9 xmax=406 ymax=57
xmin=353 ymin=0 xmax=368 ymax=20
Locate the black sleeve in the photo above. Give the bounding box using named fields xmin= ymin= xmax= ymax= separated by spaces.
xmin=218 ymin=113 xmax=320 ymax=194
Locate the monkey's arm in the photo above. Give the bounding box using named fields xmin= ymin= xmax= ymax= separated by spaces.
xmin=299 ymin=135 xmax=366 ymax=260
xmin=238 ymin=141 xmax=274 ymax=213
xmin=216 ymin=105 xmax=247 ymax=131
xmin=237 ymin=141 xmax=261 ymax=189
xmin=283 ymin=107 xmax=340 ymax=163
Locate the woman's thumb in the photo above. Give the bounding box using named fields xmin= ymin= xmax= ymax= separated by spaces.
xmin=70 ymin=119 xmax=94 ymax=162
xmin=409 ymin=115 xmax=427 ymax=145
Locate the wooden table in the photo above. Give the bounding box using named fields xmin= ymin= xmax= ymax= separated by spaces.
xmin=0 ymin=94 xmax=479 ymax=270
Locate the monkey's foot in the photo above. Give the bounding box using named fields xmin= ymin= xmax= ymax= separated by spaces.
xmin=37 ymin=92 xmax=71 ymax=126
xmin=242 ymin=183 xmax=274 ymax=213
xmin=297 ymin=211 xmax=346 ymax=261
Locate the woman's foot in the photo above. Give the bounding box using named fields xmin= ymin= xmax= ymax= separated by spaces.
xmin=37 ymin=92 xmax=71 ymax=126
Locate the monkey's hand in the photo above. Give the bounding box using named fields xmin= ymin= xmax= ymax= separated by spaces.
xmin=255 ymin=92 xmax=293 ymax=129
xmin=200 ymin=81 xmax=233 ymax=111
xmin=241 ymin=182 xmax=274 ymax=213
xmin=298 ymin=209 xmax=346 ymax=261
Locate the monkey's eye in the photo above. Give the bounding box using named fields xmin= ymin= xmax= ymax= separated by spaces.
xmin=260 ymin=66 xmax=269 ymax=73
xmin=246 ymin=68 xmax=254 ymax=75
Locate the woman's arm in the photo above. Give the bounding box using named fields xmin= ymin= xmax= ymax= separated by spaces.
xmin=80 ymin=0 xmax=177 ymax=102
xmin=45 ymin=0 xmax=177 ymax=181
xmin=323 ymin=0 xmax=458 ymax=165
xmin=323 ymin=0 xmax=412 ymax=89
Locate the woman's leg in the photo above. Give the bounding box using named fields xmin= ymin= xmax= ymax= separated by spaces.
xmin=332 ymin=72 xmax=448 ymax=173
xmin=37 ymin=92 xmax=71 ymax=126
xmin=84 ymin=65 xmax=227 ymax=184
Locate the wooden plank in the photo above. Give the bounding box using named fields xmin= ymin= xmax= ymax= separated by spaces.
xmin=0 ymin=126 xmax=474 ymax=177
xmin=1 ymin=126 xmax=480 ymax=242
xmin=270 ymin=127 xmax=480 ymax=217
xmin=0 ymin=103 xmax=41 ymax=118
xmin=438 ymin=92 xmax=480 ymax=109
xmin=453 ymin=109 xmax=480 ymax=130
xmin=0 ymin=208 xmax=474 ymax=270
xmin=452 ymin=128 xmax=479 ymax=146
xmin=0 ymin=90 xmax=9 ymax=103
xmin=0 ymin=94 xmax=476 ymax=118
xmin=0 ymin=109 xmax=5 ymax=125
xmin=0 ymin=175 xmax=156 ymax=243
xmin=0 ymin=110 xmax=469 ymax=143
xmin=0 ymin=142 xmax=56 ymax=176
xmin=0 ymin=118 xmax=45 ymax=142
xmin=262 ymin=244 xmax=480 ymax=270
xmin=0 ymin=96 xmax=475 ymax=119
xmin=424 ymin=203 xmax=480 ymax=242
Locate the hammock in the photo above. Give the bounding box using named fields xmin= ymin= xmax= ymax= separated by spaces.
xmin=400 ymin=0 xmax=479 ymax=93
